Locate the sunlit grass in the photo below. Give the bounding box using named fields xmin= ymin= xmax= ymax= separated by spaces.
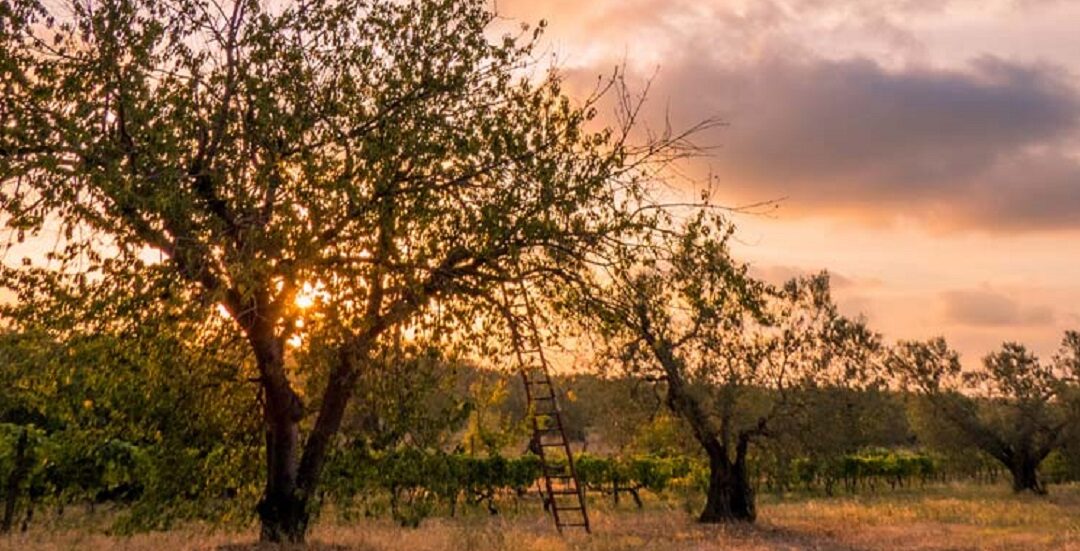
xmin=4 ymin=483 xmax=1080 ymax=550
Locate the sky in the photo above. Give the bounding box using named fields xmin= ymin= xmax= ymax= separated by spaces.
xmin=497 ymin=0 xmax=1080 ymax=364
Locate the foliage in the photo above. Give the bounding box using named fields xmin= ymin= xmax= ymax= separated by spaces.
xmin=1 ymin=0 xmax=699 ymax=539
xmin=789 ymin=449 xmax=936 ymax=493
xmin=460 ymin=372 xmax=528 ymax=457
xmin=567 ymin=212 xmax=882 ymax=522
xmin=575 ymin=453 xmax=693 ymax=494
xmin=328 ymin=344 xmax=473 ymax=454
xmin=888 ymin=335 xmax=1080 ymax=494
xmin=322 ymin=448 xmax=542 ymax=526
xmin=0 ymin=295 xmax=259 ymax=532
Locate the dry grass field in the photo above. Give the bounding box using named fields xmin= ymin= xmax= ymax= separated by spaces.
xmin=3 ymin=484 xmax=1080 ymax=551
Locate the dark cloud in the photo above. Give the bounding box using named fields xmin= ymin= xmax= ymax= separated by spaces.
xmin=507 ymin=0 xmax=1080 ymax=231
xmin=640 ymin=54 xmax=1080 ymax=230
xmin=941 ymin=289 xmax=1055 ymax=326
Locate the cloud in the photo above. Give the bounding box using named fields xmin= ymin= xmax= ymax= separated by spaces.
xmin=748 ymin=264 xmax=883 ymax=319
xmin=748 ymin=264 xmax=856 ymax=288
xmin=941 ymin=289 xmax=1055 ymax=326
xmin=501 ymin=0 xmax=1080 ymax=232
xmin=496 ymin=0 xmax=1080 ymax=365
xmin=499 ymin=0 xmax=1066 ymax=69
xmin=643 ymin=54 xmax=1080 ymax=231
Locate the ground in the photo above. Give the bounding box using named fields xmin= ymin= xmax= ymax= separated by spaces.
xmin=3 ymin=484 xmax=1080 ymax=550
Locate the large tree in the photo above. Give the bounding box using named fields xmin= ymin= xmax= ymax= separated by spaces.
xmin=0 ymin=0 xmax=688 ymax=540
xmin=574 ymin=215 xmax=880 ymax=522
xmin=888 ymin=335 xmax=1080 ymax=494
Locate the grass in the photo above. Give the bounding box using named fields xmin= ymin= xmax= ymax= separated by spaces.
xmin=4 ymin=483 xmax=1080 ymax=550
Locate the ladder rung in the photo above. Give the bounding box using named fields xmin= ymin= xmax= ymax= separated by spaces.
xmin=522 ymin=371 xmax=589 ymax=534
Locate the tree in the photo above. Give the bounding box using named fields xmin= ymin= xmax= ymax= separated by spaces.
xmin=757 ymin=385 xmax=912 ymax=495
xmin=574 ymin=214 xmax=880 ymax=522
xmin=0 ymin=272 xmax=260 ymax=532
xmin=1 ymin=0 xmax=690 ymax=540
xmin=0 ymin=330 xmax=50 ymax=534
xmin=888 ymin=335 xmax=1080 ymax=494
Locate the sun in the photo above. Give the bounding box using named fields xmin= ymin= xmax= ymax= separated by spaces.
xmin=294 ymin=281 xmax=325 ymax=310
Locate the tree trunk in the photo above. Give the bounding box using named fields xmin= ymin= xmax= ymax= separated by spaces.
xmin=256 ymin=415 xmax=307 ymax=542
xmin=256 ymin=390 xmax=308 ymax=542
xmin=699 ymin=439 xmax=755 ymax=523
xmin=1009 ymin=457 xmax=1045 ymax=494
xmin=255 ymin=338 xmax=368 ymax=542
xmin=644 ymin=328 xmax=757 ymax=524
xmin=251 ymin=331 xmax=309 ymax=543
xmin=2 ymin=428 xmax=31 ymax=534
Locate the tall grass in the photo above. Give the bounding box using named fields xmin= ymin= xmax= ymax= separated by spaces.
xmin=3 ymin=483 xmax=1079 ymax=550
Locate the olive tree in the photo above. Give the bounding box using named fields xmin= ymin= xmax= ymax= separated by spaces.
xmin=574 ymin=215 xmax=880 ymax=522
xmin=888 ymin=335 xmax=1080 ymax=494
xmin=0 ymin=0 xmax=690 ymax=540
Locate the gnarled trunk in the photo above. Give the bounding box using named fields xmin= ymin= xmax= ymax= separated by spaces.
xmin=699 ymin=436 xmax=755 ymax=523
xmin=1009 ymin=456 xmax=1045 ymax=494
xmin=653 ymin=338 xmax=757 ymax=524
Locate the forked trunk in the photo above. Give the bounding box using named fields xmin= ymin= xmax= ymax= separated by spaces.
xmin=1009 ymin=457 xmax=1045 ymax=495
xmin=255 ymin=338 xmax=364 ymax=543
xmin=699 ymin=439 xmax=756 ymax=523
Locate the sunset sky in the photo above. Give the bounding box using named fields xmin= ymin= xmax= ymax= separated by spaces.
xmin=500 ymin=0 xmax=1080 ymax=364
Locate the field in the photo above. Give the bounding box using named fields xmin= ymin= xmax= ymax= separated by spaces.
xmin=3 ymin=484 xmax=1079 ymax=551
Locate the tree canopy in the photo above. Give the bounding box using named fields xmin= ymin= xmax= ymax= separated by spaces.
xmin=1 ymin=0 xmax=694 ymax=541
xmin=569 ymin=213 xmax=882 ymax=522
xmin=889 ymin=335 xmax=1080 ymax=493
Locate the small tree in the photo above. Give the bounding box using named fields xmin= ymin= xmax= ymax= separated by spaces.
xmin=0 ymin=270 xmax=261 ymax=531
xmin=888 ymin=335 xmax=1080 ymax=494
xmin=759 ymin=385 xmax=913 ymax=495
xmin=575 ymin=215 xmax=880 ymax=522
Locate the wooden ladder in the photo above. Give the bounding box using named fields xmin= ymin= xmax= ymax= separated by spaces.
xmin=503 ymin=279 xmax=590 ymax=533
xmin=521 ymin=362 xmax=591 ymax=533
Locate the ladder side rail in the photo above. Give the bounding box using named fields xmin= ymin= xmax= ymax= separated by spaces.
xmin=518 ymin=279 xmax=591 ymax=533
